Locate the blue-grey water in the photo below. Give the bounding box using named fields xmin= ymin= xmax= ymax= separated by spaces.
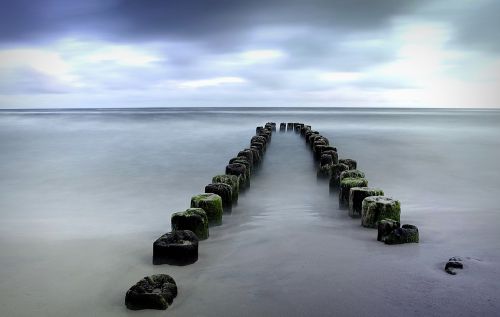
xmin=0 ymin=108 xmax=499 ymax=316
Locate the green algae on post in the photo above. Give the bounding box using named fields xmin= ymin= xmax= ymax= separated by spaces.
xmin=125 ymin=274 xmax=177 ymax=310
xmin=212 ymin=174 xmax=239 ymax=203
xmin=361 ymin=196 xmax=401 ymax=228
xmin=329 ymin=163 xmax=350 ymax=188
xmin=171 ymin=208 xmax=209 ymax=240
xmin=339 ymin=169 xmax=365 ymax=182
xmin=153 ymin=230 xmax=199 ymax=266
xmin=339 ymin=158 xmax=357 ymax=170
xmin=339 ymin=177 xmax=368 ymax=206
xmin=348 ymin=187 xmax=384 ymax=218
xmin=190 ymin=193 xmax=223 ymax=226
xmin=384 ymin=224 xmax=419 ymax=244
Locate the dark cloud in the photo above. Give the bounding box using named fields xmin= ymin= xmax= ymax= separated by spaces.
xmin=0 ymin=0 xmax=424 ymax=46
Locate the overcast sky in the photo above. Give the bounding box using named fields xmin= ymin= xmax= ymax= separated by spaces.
xmin=0 ymin=0 xmax=499 ymax=108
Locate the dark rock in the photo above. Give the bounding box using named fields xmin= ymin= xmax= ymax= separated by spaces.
xmin=339 ymin=177 xmax=368 ymax=206
xmin=377 ymin=219 xmax=400 ymax=241
xmin=190 ymin=193 xmax=223 ymax=226
xmin=339 ymin=158 xmax=357 ymax=170
xmin=445 ymin=258 xmax=464 ymax=275
xmin=384 ymin=224 xmax=419 ymax=244
xmin=349 ymin=187 xmax=384 ymax=218
xmin=205 ymin=183 xmax=233 ymax=209
xmin=287 ymin=123 xmax=293 ymax=131
xmin=171 ymin=208 xmax=209 ymax=240
xmin=361 ymin=196 xmax=401 ymax=228
xmin=125 ymin=274 xmax=177 ymax=310
xmin=256 ymin=126 xmax=264 ymax=134
xmin=153 ymin=230 xmax=199 ymax=265
xmin=280 ymin=123 xmax=286 ymax=132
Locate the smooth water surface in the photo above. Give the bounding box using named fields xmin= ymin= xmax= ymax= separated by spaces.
xmin=1 ymin=108 xmax=499 ymax=316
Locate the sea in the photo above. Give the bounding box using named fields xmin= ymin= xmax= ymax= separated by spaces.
xmin=0 ymin=107 xmax=499 ymax=316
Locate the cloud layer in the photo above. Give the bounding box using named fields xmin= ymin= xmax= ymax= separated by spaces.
xmin=0 ymin=0 xmax=499 ymax=108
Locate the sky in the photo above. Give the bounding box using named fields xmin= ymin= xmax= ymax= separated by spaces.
xmin=0 ymin=0 xmax=499 ymax=108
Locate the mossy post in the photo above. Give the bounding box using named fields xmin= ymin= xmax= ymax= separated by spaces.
xmin=248 ymin=147 xmax=261 ymax=165
xmin=238 ymin=149 xmax=254 ymax=167
xmin=384 ymin=224 xmax=419 ymax=244
xmin=287 ymin=123 xmax=293 ymax=131
xmin=339 ymin=170 xmax=365 ymax=182
xmin=226 ymin=163 xmax=248 ymax=188
xmin=329 ymin=163 xmax=350 ymax=189
xmin=171 ymin=208 xmax=209 ymax=240
xmin=377 ymin=219 xmax=400 ymax=242
xmin=190 ymin=193 xmax=223 ymax=226
xmin=361 ymin=196 xmax=401 ymax=228
xmin=125 ymin=274 xmax=177 ymax=310
xmin=348 ymin=187 xmax=384 ymax=218
xmin=339 ymin=177 xmax=368 ymax=207
xmin=213 ymin=174 xmax=239 ymax=203
xmin=320 ymin=154 xmax=333 ymax=167
xmin=339 ymin=158 xmax=357 ymax=170
xmin=205 ymin=183 xmax=233 ymax=211
xmin=322 ymin=150 xmax=338 ymax=165
xmin=153 ymin=230 xmax=199 ymax=266
xmin=229 ymin=157 xmax=251 ymax=181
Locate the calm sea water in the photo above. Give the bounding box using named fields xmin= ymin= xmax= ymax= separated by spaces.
xmin=1 ymin=108 xmax=499 ymax=316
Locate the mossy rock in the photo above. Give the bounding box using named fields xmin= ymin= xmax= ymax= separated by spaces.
xmin=377 ymin=218 xmax=400 ymax=242
xmin=205 ymin=183 xmax=233 ymax=209
xmin=212 ymin=174 xmax=239 ymax=202
xmin=256 ymin=126 xmax=264 ymax=134
xmin=340 ymin=169 xmax=365 ymax=182
xmin=251 ymin=135 xmax=267 ymax=146
xmin=339 ymin=178 xmax=368 ymax=206
xmin=361 ymin=196 xmax=400 ymax=228
xmin=329 ymin=163 xmax=350 ymax=188
xmin=384 ymin=224 xmax=419 ymax=244
xmin=171 ymin=208 xmax=209 ymax=240
xmin=349 ymin=187 xmax=384 ymax=218
xmin=339 ymin=158 xmax=357 ymax=170
xmin=226 ymin=163 xmax=248 ymax=188
xmin=153 ymin=230 xmax=199 ymax=266
xmin=190 ymin=193 xmax=223 ymax=226
xmin=125 ymin=274 xmax=177 ymax=310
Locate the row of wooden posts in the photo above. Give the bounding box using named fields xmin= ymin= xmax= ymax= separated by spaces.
xmin=281 ymin=122 xmax=419 ymax=245
xmin=125 ymin=122 xmax=277 ymax=310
